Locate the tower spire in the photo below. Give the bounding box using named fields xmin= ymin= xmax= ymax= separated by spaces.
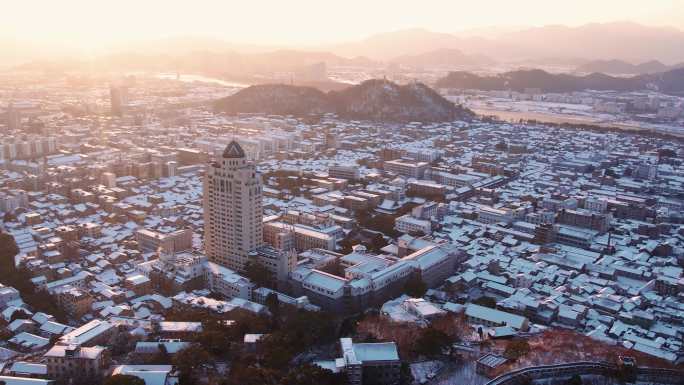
xmin=223 ymin=140 xmax=245 ymax=159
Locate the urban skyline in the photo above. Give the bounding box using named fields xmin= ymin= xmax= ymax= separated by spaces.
xmin=0 ymin=3 xmax=683 ymax=385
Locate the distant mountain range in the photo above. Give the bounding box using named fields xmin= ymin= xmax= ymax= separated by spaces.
xmin=489 ymin=22 xmax=684 ymax=64
xmin=4 ymin=22 xmax=684 ymax=71
xmin=13 ymin=50 xmax=377 ymax=88
xmin=16 ymin=49 xmax=376 ymax=73
xmin=390 ymin=48 xmax=495 ymax=69
xmin=575 ymin=59 xmax=684 ymax=75
xmin=327 ymin=29 xmax=474 ymax=61
xmin=435 ymin=68 xmax=684 ymax=95
xmin=322 ymin=23 xmax=684 ymax=64
xmin=215 ymin=79 xmax=473 ymax=122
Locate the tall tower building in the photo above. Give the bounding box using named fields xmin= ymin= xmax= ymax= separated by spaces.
xmin=110 ymin=86 xmax=127 ymax=116
xmin=6 ymin=103 xmax=21 ymax=131
xmin=203 ymin=140 xmax=263 ymax=271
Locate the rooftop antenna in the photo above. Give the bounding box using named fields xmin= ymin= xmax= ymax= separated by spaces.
xmin=231 ymin=125 xmax=238 ymax=142
xmin=604 ymin=226 xmax=615 ymax=255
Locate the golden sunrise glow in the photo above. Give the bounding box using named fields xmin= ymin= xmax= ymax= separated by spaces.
xmin=1 ymin=0 xmax=683 ymax=49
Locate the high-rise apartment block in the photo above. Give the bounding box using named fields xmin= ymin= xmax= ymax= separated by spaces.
xmin=6 ymin=103 xmax=21 ymax=130
xmin=110 ymin=86 xmax=128 ymax=116
xmin=203 ymin=141 xmax=263 ymax=271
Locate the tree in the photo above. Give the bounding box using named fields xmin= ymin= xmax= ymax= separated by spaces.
xmin=265 ymin=292 xmax=279 ymax=315
xmin=400 ymin=362 xmax=413 ymax=385
xmin=408 ymin=230 xmax=426 ymax=238
xmin=495 ymin=141 xmax=508 ymax=152
xmin=265 ymin=292 xmax=281 ymax=329
xmin=260 ymin=309 xmax=337 ymax=369
xmin=368 ymin=232 xmax=389 ymax=252
xmin=414 ymin=327 xmax=452 ymax=357
xmin=149 ymin=343 xmax=170 ymax=365
xmin=658 ymin=148 xmax=676 ymax=159
xmin=3 ymin=211 xmax=15 ymax=223
xmin=108 ymin=329 xmax=137 ymax=356
xmin=173 ymin=344 xmax=211 ymax=385
xmin=229 ymin=312 xmax=271 ymax=339
xmin=473 ymin=296 xmax=497 ymax=309
xmin=9 ymin=308 xmax=31 ymax=322
xmin=243 ymin=260 xmax=272 ymax=288
xmin=261 ymin=344 xmax=293 ymax=370
xmin=565 ymin=374 xmax=583 ymax=385
xmin=22 ymin=289 xmax=68 ymax=323
xmin=503 ymin=339 xmax=530 ymax=360
xmin=0 ymin=232 xmax=19 ymax=275
xmin=355 ymin=210 xmax=401 ymax=239
xmin=403 ymin=275 xmax=427 ymax=298
xmin=225 ymin=365 xmax=279 ymax=385
xmin=281 ymin=364 xmax=346 ymax=385
xmin=194 ymin=305 xmax=339 ymax=383
xmin=195 ymin=327 xmax=235 ymax=357
xmin=103 ymin=374 xmax=145 ymax=385
xmin=604 ymin=168 xmax=618 ymax=178
xmin=320 ymin=257 xmax=344 ymax=277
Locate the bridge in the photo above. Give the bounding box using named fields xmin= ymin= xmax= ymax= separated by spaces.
xmin=485 ymin=361 xmax=684 ymax=385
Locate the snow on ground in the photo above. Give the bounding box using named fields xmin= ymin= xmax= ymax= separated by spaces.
xmin=432 ymin=360 xmax=489 ymax=385
xmin=410 ymin=360 xmax=444 ymax=384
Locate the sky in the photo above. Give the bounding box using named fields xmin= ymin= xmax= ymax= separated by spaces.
xmin=2 ymin=0 xmax=683 ymax=48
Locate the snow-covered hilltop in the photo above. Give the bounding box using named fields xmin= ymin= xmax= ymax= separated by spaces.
xmin=215 ymin=79 xmax=473 ymax=122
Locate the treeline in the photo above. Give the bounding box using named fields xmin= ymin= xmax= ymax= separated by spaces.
xmin=501 ymin=118 xmax=684 ymax=144
xmin=0 ymin=232 xmax=67 ymax=322
xmin=148 ymin=302 xmax=345 ymax=385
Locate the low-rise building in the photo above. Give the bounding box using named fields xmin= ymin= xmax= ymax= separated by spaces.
xmin=135 ymin=228 xmax=193 ymax=254
xmin=0 ymin=284 xmax=21 ymax=308
xmin=58 ymin=320 xmax=116 ymax=346
xmin=124 ymin=274 xmax=152 ymax=296
xmin=336 ymin=338 xmax=401 ymax=385
xmin=395 ymin=215 xmax=432 ymax=235
xmin=329 ymin=165 xmax=360 ymax=180
xmin=475 ymin=353 xmax=508 ymax=378
xmin=44 ymin=345 xmax=109 ymax=381
xmin=384 ymin=159 xmax=429 ymax=179
xmin=54 ymin=286 xmax=94 ymax=319
xmin=110 ymin=365 xmax=178 ymax=385
xmin=465 ymin=304 xmax=529 ymax=331
xmin=204 ymin=261 xmax=255 ymax=300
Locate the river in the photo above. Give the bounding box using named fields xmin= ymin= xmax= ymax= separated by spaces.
xmin=471 ymin=108 xmax=674 ymax=134
xmin=155 ymin=73 xmax=250 ymax=88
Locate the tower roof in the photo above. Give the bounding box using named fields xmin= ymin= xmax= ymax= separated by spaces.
xmin=223 ymin=140 xmax=245 ymax=159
